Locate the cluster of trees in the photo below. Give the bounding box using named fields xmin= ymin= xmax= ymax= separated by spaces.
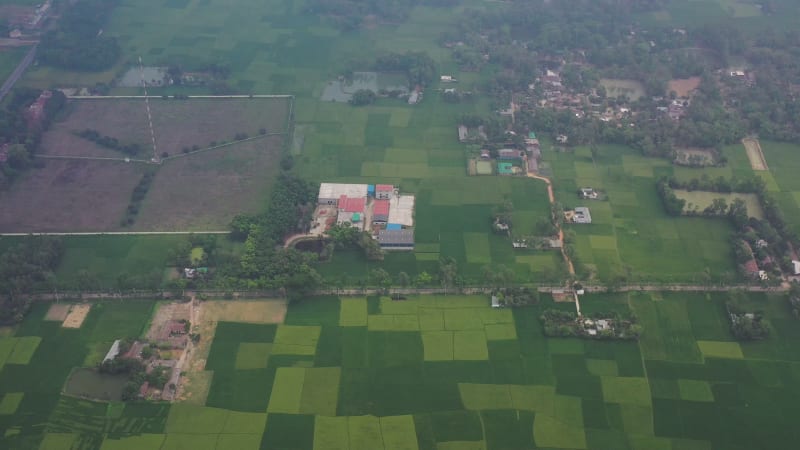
xmin=0 ymin=237 xmax=64 ymax=324
xmin=656 ymin=178 xmax=686 ymax=216
xmin=100 ymin=352 xmax=171 ymax=401
xmin=788 ymin=284 xmax=800 ymax=318
xmin=726 ymin=295 xmax=770 ymax=340
xmin=328 ymin=224 xmax=384 ymax=261
xmin=492 ymin=287 xmax=539 ymax=307
xmin=223 ymin=175 xmax=321 ymax=298
xmin=372 ymin=52 xmax=437 ymax=87
xmin=0 ymin=89 xmax=67 ymax=187
xmin=121 ymin=172 xmax=156 ymax=227
xmin=307 ymin=0 xmax=456 ymax=29
xmin=39 ymin=0 xmax=121 ymax=71
xmin=75 ymin=129 xmax=143 ymax=156
xmin=349 ymin=89 xmax=376 ymax=106
xmin=540 ymin=309 xmax=641 ymax=340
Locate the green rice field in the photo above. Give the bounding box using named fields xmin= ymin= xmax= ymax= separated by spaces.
xmin=2 ymin=293 xmax=800 ymax=449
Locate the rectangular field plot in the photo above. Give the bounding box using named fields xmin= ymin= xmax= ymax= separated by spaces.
xmin=272 ymin=325 xmax=321 ymax=355
xmin=340 ymin=298 xmax=368 ymax=327
xmin=697 ymin=341 xmax=744 ymax=359
xmin=453 ymin=331 xmax=489 ymax=360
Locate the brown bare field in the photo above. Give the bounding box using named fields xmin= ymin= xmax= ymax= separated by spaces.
xmin=0 ymin=159 xmax=144 ymax=232
xmin=668 ymin=77 xmax=701 ymax=98
xmin=201 ymin=300 xmax=287 ymax=324
xmin=176 ymin=370 xmax=213 ymax=405
xmin=44 ymin=304 xmax=71 ymax=322
xmin=132 ymin=137 xmax=282 ymax=231
xmin=145 ymin=301 xmax=191 ymax=341
xmin=62 ymin=304 xmax=91 ymax=328
xmin=2 ymin=98 xmax=289 ymax=232
xmin=42 ymin=98 xmax=290 ymax=159
xmin=743 ymin=137 xmax=768 ymax=171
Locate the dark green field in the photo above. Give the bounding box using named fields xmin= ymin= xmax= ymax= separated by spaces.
xmin=2 ymin=294 xmax=800 ymax=449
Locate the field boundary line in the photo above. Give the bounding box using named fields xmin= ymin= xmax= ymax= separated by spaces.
xmin=67 ymin=94 xmax=294 ymax=99
xmin=0 ymin=231 xmax=230 ymax=236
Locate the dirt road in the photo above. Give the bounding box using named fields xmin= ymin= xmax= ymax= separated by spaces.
xmin=527 ymin=171 xmax=575 ymax=275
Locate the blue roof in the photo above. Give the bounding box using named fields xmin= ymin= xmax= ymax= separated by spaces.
xmin=368 ymin=185 xmax=375 ymax=193
xmin=386 ymin=223 xmax=402 ymax=230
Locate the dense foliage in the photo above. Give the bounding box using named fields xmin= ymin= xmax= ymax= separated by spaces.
xmin=39 ymin=0 xmax=121 ymax=71
xmin=540 ymin=309 xmax=641 ymax=340
xmin=726 ymin=298 xmax=770 ymax=340
xmin=75 ymin=129 xmax=143 ymax=156
xmin=0 ymin=237 xmax=64 ymax=324
xmin=492 ymin=287 xmax=539 ymax=307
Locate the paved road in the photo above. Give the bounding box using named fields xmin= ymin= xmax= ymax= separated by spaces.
xmin=0 ymin=44 xmax=37 ymax=101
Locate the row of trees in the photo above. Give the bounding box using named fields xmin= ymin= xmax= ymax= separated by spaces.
xmin=75 ymin=129 xmax=143 ymax=156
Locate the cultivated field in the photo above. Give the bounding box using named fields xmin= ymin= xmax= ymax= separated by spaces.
xmin=667 ymin=76 xmax=701 ymax=98
xmin=42 ymin=98 xmax=290 ymax=159
xmin=0 ymin=159 xmax=145 ymax=232
xmin=0 ymin=98 xmax=288 ymax=232
xmin=2 ymin=293 xmax=800 ymax=449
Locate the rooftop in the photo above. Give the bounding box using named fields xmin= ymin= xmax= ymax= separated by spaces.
xmin=388 ymin=195 xmax=415 ymax=227
xmin=376 ymin=184 xmax=394 ymax=192
xmin=338 ymin=195 xmax=366 ymax=213
xmin=373 ymin=199 xmax=390 ymax=216
xmin=378 ymin=229 xmax=415 ymax=245
xmin=319 ymin=183 xmax=368 ymax=200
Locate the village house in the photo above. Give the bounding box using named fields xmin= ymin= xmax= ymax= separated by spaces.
xmin=480 ymin=149 xmax=491 ymax=160
xmin=377 ymin=229 xmax=415 ymax=250
xmin=375 ymin=184 xmax=394 ymax=200
xmin=579 ymin=188 xmax=599 ymax=199
xmin=497 ymin=149 xmax=523 ymax=160
xmin=372 ymin=199 xmax=390 ymax=224
xmin=572 ymin=207 xmax=592 ymax=224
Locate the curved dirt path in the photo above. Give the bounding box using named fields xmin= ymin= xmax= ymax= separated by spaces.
xmin=527 ymin=171 xmax=575 ymax=275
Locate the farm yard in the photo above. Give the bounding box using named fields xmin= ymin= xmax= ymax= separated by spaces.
xmin=2 ymin=293 xmax=800 ymax=449
xmin=0 ymin=98 xmax=289 ymax=232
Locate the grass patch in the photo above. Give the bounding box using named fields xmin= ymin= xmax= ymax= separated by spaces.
xmin=340 ymin=298 xmax=368 ymax=327
xmin=453 ymin=331 xmax=489 ymax=360
xmin=267 ymin=367 xmax=306 ymax=414
xmin=235 ymin=343 xmax=272 ymax=370
xmin=696 ymin=341 xmax=744 ymax=359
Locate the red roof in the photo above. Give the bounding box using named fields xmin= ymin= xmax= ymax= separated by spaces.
xmin=376 ymin=184 xmax=393 ymax=192
xmin=339 ymin=196 xmax=365 ymax=213
xmin=373 ymin=200 xmax=390 ymax=216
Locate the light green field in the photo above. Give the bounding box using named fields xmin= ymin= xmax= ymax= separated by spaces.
xmin=601 ymin=376 xmax=652 ymax=407
xmin=272 ymin=325 xmax=321 ymax=355
xmin=339 ymin=298 xmax=368 ymax=326
xmin=422 ymin=331 xmax=454 ymax=361
xmin=0 ymin=392 xmax=23 ymax=415
xmin=673 ymin=190 xmax=765 ymax=219
xmin=5 ymin=336 xmax=41 ymax=365
xmin=697 ymin=340 xmax=744 ymax=359
xmin=267 ymin=367 xmax=306 ymax=413
xmin=235 ymin=343 xmax=271 ymax=370
xmin=453 ymin=330 xmax=488 ymax=360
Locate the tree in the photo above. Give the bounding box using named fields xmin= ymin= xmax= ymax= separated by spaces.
xmin=396 ymin=272 xmax=411 ymax=298
xmin=439 ymin=257 xmax=458 ymax=294
xmin=416 ymin=271 xmax=433 ymax=286
xmin=350 ymin=89 xmax=376 ymax=106
xmin=369 ymin=268 xmax=392 ymax=293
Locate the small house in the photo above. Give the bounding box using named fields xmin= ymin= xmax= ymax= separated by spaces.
xmin=792 ymin=260 xmax=800 ymax=276
xmin=377 ymin=229 xmax=414 ymax=250
xmin=491 ymin=296 xmax=500 ymax=308
xmin=497 ymin=149 xmax=523 ymax=160
xmin=441 ymin=75 xmax=457 ymax=82
xmin=458 ymin=125 xmax=468 ymax=142
xmin=556 ymin=134 xmax=568 ymax=144
xmin=498 ymin=162 xmax=514 ymax=175
xmin=579 ymin=188 xmax=598 ymax=199
xmin=572 ymin=207 xmax=592 ymax=224
xmin=372 ymin=200 xmax=390 ymax=224
xmin=375 ymin=184 xmax=394 ymax=200
xmin=480 ymin=149 xmax=491 ymax=160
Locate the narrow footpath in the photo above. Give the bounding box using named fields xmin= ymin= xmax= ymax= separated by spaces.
xmin=526 ymin=171 xmax=575 ymax=275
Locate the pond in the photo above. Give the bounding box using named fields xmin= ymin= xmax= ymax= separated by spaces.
xmin=321 ymin=72 xmax=409 ymax=102
xmin=117 ymin=66 xmax=168 ymax=88
xmin=63 ymin=368 xmax=128 ymax=401
xmin=600 ymin=78 xmax=645 ymax=101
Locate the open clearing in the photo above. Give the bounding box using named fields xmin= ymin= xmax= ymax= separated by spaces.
xmin=44 ymin=304 xmax=71 ymax=322
xmin=673 ymin=190 xmax=765 ymax=219
xmin=668 ymin=77 xmax=701 ymax=97
xmin=599 ymin=78 xmax=645 ymax=101
xmin=61 ymin=304 xmax=91 ymax=328
xmin=742 ymin=137 xmax=768 ymax=171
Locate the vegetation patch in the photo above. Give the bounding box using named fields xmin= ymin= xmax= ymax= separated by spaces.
xmin=696 ymin=340 xmax=744 ymax=359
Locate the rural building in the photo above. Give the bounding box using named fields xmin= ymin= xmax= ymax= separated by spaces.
xmin=375 ymin=184 xmax=394 ymax=200
xmin=337 ymin=195 xmax=366 ymax=229
xmin=318 ymin=183 xmax=368 ymax=205
xmin=458 ymin=125 xmax=468 ymax=142
xmin=388 ymin=195 xmax=415 ymax=227
xmin=793 ymin=260 xmax=800 ymax=276
xmin=491 ymin=296 xmax=501 ymax=308
xmin=497 ymin=149 xmax=523 ymax=160
xmin=480 ymin=149 xmax=491 ymax=159
xmin=103 ymin=340 xmax=121 ymax=363
xmin=372 ymin=199 xmax=390 ymax=223
xmin=579 ymin=188 xmax=599 ymax=199
xmin=377 ymin=229 xmax=415 ymax=250
xmin=572 ymin=207 xmax=592 ymax=224
xmin=556 ymin=134 xmax=568 ymax=144
xmin=498 ymin=163 xmax=514 ymax=175
xmin=25 ymin=90 xmax=52 ymax=126
xmin=441 ymin=75 xmax=456 ymax=82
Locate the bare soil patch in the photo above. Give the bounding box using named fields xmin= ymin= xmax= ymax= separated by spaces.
xmin=742 ymin=137 xmax=768 ymax=171
xmin=42 ymin=98 xmax=290 ymax=159
xmin=668 ymin=77 xmax=701 ymax=98
xmin=145 ymin=301 xmax=192 ymax=341
xmin=0 ymin=159 xmax=144 ymax=232
xmin=176 ymin=370 xmax=213 ymax=405
xmin=201 ymin=299 xmax=288 ymax=324
xmin=44 ymin=304 xmax=71 ymax=322
xmin=132 ymin=137 xmax=282 ymax=231
xmin=62 ymin=304 xmax=92 ymax=328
